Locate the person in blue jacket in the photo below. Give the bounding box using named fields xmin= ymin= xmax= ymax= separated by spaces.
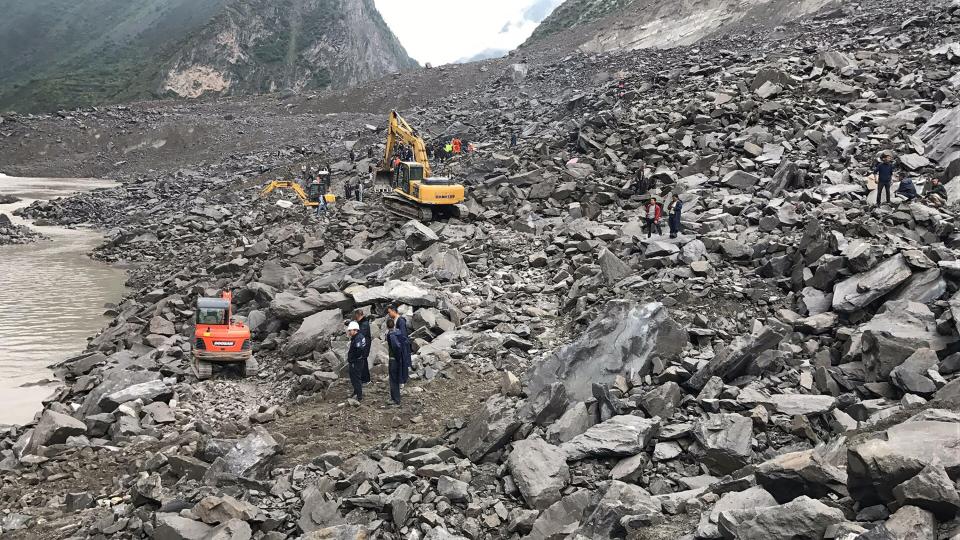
xmin=345 ymin=321 xmax=367 ymax=402
xmin=386 ymin=318 xmax=404 ymax=406
xmin=387 ymin=304 xmax=412 ymax=385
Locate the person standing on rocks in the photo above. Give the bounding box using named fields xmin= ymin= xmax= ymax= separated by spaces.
xmin=387 ymin=304 xmax=412 ymax=385
xmin=510 ymin=132 xmax=517 ymax=148
xmin=871 ymin=152 xmax=896 ymax=206
xmin=385 ymin=317 xmax=403 ymax=406
xmin=354 ymin=310 xmax=372 ymax=385
xmin=667 ymin=195 xmax=684 ymax=238
xmin=645 ymin=196 xmax=663 ymax=238
xmin=346 ymin=321 xmax=367 ymax=402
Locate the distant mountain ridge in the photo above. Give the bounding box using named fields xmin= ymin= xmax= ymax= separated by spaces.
xmin=0 ymin=0 xmax=417 ymax=112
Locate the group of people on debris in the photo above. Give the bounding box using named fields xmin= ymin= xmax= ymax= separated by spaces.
xmin=344 ymin=305 xmax=412 ymax=407
xmin=631 ymin=167 xmax=685 ymax=239
xmin=872 ymin=151 xmax=949 ymax=207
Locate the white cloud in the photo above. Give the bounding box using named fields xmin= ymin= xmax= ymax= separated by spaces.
xmin=373 ymin=0 xmax=565 ymax=66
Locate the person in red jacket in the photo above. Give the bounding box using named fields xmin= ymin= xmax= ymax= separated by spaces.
xmin=645 ymin=197 xmax=663 ymax=238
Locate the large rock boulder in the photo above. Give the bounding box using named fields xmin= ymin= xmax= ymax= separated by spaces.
xmin=578 ymin=481 xmax=662 ymax=538
xmin=560 ymin=415 xmax=660 ymax=461
xmin=455 ymin=395 xmax=520 ymax=462
xmin=528 ymin=301 xmax=686 ymax=401
xmin=283 ymin=309 xmax=343 ymax=358
xmin=220 ymin=427 xmax=282 ymax=479
xmin=525 ymin=489 xmax=594 ymax=540
xmin=507 ymin=437 xmax=569 ymax=510
xmin=718 ymin=496 xmax=844 ymax=540
xmin=859 ymin=301 xmax=954 ymax=382
xmin=755 ymin=445 xmax=847 ymax=503
xmin=21 ymin=410 xmax=87 ymax=455
xmin=892 ymin=463 xmax=960 ymax=520
xmin=154 ymin=513 xmax=213 ymax=540
xmin=692 ymin=413 xmax=753 ymax=475
xmin=848 ymin=421 xmax=960 ymax=506
xmin=351 ymin=280 xmax=437 ymax=308
xmin=79 ymin=369 xmax=161 ymax=416
xmin=832 ymin=254 xmax=913 ymax=313
xmin=99 ymin=379 xmax=172 ymax=412
xmin=402 ymin=220 xmax=439 ymax=250
xmin=688 ymin=324 xmax=786 ymax=390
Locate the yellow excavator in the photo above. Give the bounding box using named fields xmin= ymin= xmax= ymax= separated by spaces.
xmin=375 ymin=110 xmax=465 ymax=221
xmin=260 ymin=170 xmax=334 ymax=208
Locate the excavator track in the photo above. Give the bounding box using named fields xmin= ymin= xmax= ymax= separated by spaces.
xmin=244 ymin=356 xmax=260 ymax=378
xmin=193 ymin=358 xmax=213 ymax=380
xmin=383 ymin=193 xmax=434 ymax=222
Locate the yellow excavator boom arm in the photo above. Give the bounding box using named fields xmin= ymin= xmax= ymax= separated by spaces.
xmin=382 ymin=110 xmax=433 ymax=178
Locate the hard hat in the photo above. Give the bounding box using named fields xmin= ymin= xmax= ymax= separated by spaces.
xmin=347 ymin=321 xmax=360 ymax=332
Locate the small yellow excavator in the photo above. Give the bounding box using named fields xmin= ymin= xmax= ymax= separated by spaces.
xmin=260 ymin=180 xmax=318 ymax=207
xmin=261 ymin=170 xmax=336 ymax=208
xmin=375 ymin=110 xmax=465 ymax=221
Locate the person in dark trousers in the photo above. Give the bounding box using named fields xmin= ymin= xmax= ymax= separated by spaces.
xmin=872 ymin=153 xmax=896 ymax=206
xmin=353 ymin=310 xmax=371 ymax=384
xmin=346 ymin=321 xmax=367 ymax=402
xmin=927 ymin=178 xmax=948 ymax=207
xmin=645 ymin=197 xmax=663 ymax=238
xmin=386 ymin=304 xmax=411 ymax=385
xmin=896 ymin=175 xmax=918 ymax=201
xmin=632 ymin=163 xmax=649 ymax=195
xmin=386 ymin=318 xmax=403 ymax=406
xmin=668 ymin=195 xmax=684 ymax=238
xmin=510 ymin=133 xmax=517 ymax=148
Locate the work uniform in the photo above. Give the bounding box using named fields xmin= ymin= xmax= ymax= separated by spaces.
xmin=357 ymin=317 xmax=372 ymax=384
xmin=387 ymin=328 xmax=404 ymax=405
xmin=347 ymin=332 xmax=367 ymax=400
xmin=393 ymin=315 xmax=412 ymax=384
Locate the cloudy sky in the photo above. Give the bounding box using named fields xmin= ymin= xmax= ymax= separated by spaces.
xmin=373 ymin=0 xmax=565 ymax=66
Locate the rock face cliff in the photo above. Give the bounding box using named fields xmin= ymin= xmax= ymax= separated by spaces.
xmin=0 ymin=0 xmax=417 ymax=112
xmin=524 ymin=0 xmax=839 ymax=52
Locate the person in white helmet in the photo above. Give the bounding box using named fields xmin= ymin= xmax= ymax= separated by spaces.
xmin=346 ymin=321 xmax=367 ymax=401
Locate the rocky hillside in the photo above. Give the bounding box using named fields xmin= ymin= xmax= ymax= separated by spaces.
xmin=524 ymin=0 xmax=839 ymax=53
xmin=0 ymin=0 xmax=417 ymax=112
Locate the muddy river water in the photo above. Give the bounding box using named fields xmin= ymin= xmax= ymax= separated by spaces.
xmin=0 ymin=175 xmax=128 ymax=426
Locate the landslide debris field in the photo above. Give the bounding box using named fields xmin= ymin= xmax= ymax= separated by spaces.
xmin=3 ymin=1 xmax=960 ymax=539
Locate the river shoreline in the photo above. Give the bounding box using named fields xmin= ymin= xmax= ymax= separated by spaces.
xmin=0 ymin=175 xmax=128 ymax=426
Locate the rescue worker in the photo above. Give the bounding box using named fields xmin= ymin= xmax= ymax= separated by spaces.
xmin=667 ymin=195 xmax=683 ymax=238
xmin=452 ymin=138 xmax=462 ymax=154
xmin=345 ymin=177 xmax=355 ymax=201
xmin=356 ymin=177 xmax=365 ymax=202
xmin=346 ymin=321 xmax=367 ymax=401
xmin=645 ymin=196 xmax=663 ymax=238
xmin=386 ymin=318 xmax=403 ymax=406
xmin=632 ymin=164 xmax=648 ymax=195
xmin=386 ymin=304 xmax=411 ymax=385
xmin=510 ymin=133 xmax=518 ymax=148
xmin=927 ymin=178 xmax=948 ymax=207
xmin=353 ymin=310 xmax=372 ymax=385
xmin=871 ymin=152 xmax=896 ymax=206
xmin=444 ymin=142 xmax=453 ymax=161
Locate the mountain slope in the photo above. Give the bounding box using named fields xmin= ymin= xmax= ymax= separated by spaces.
xmin=0 ymin=0 xmax=417 ymax=112
xmin=524 ymin=0 xmax=839 ymax=52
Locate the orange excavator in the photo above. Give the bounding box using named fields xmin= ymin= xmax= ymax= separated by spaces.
xmin=192 ymin=291 xmax=258 ymax=380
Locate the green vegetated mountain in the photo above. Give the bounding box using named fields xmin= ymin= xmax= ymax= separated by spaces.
xmin=0 ymin=0 xmax=417 ymax=113
xmin=523 ymin=0 xmax=839 ymax=52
